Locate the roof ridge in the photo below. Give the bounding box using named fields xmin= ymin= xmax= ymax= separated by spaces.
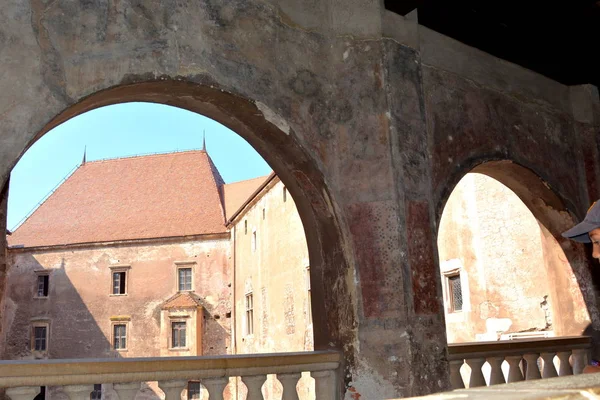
xmin=86 ymin=148 xmax=205 ymax=164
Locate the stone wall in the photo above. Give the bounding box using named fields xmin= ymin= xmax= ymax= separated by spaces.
xmin=231 ymin=178 xmax=312 ymax=399
xmin=439 ymin=173 xmax=592 ymax=343
xmin=4 ymin=236 xmax=231 ymax=359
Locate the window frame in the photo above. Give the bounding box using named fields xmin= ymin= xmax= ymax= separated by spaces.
xmin=34 ymin=271 xmax=50 ymax=299
xmin=175 ymin=262 xmax=196 ymax=292
xmin=170 ymin=320 xmax=188 ymax=349
xmin=109 ymin=265 xmax=130 ymax=296
xmin=31 ymin=321 xmax=49 ymax=355
xmin=112 ymin=322 xmax=128 ymax=351
xmin=447 ymin=273 xmax=463 ymax=313
xmin=245 ymin=292 xmax=254 ymax=337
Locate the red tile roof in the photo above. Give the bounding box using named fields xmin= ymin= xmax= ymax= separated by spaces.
xmin=8 ymin=150 xmax=227 ymax=248
xmin=223 ymin=175 xmax=271 ymax=220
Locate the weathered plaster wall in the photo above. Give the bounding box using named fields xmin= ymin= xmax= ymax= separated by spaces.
xmin=438 ymin=173 xmax=591 ymax=343
xmin=0 ymin=1 xmax=599 ymax=397
xmin=4 ymin=237 xmax=231 ymax=359
xmin=232 ymin=179 xmax=313 ymax=399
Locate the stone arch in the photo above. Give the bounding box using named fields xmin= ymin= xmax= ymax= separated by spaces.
xmin=0 ymin=80 xmax=355 ymax=366
xmin=436 ymin=159 xmax=600 ymax=343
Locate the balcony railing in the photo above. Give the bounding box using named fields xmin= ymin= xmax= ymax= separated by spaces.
xmin=0 ymin=351 xmax=341 ymax=400
xmin=448 ymin=336 xmax=592 ymax=389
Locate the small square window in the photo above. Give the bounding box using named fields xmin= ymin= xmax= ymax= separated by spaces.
xmin=113 ymin=324 xmax=127 ymax=350
xmin=112 ymin=271 xmax=127 ymax=295
xmin=178 ymin=268 xmax=192 ymax=291
xmin=171 ymin=321 xmax=187 ymax=348
xmin=32 ymin=326 xmax=47 ymax=352
xmin=36 ymin=274 xmax=49 ymax=298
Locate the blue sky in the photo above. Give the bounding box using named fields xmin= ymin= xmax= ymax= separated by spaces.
xmin=8 ymin=102 xmax=272 ymax=230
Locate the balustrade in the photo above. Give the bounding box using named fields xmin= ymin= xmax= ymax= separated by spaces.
xmin=448 ymin=336 xmax=591 ymax=389
xmin=0 ymin=351 xmax=340 ymax=400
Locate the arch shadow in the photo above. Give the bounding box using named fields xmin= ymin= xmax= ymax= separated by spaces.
xmin=0 ymin=80 xmax=355 ymax=365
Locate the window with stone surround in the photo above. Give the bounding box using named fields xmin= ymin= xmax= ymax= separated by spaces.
xmin=32 ymin=324 xmax=48 ymax=353
xmin=113 ymin=324 xmax=127 ymax=350
xmin=110 ymin=265 xmax=130 ymax=296
xmin=35 ymin=272 xmax=49 ymax=298
xmin=245 ymin=292 xmax=254 ymax=336
xmin=171 ymin=321 xmax=187 ymax=348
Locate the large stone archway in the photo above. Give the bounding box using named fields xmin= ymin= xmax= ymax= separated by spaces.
xmin=2 ymin=1 xmax=600 ymax=398
xmin=437 ymin=160 xmax=600 ymax=345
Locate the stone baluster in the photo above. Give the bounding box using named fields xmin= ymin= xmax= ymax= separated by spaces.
xmin=278 ymin=373 xmax=301 ymax=400
xmin=505 ymin=355 xmax=524 ymax=383
xmin=557 ymin=351 xmax=573 ymax=376
xmin=62 ymin=385 xmax=95 ymax=400
xmin=241 ymin=375 xmax=267 ymax=400
xmin=465 ymin=358 xmax=486 ymax=387
xmin=523 ymin=353 xmax=541 ymax=380
xmin=113 ymin=382 xmax=141 ymax=400
xmin=572 ymin=349 xmax=587 ymax=375
xmin=540 ymin=353 xmax=558 ymax=378
xmin=158 ymin=380 xmax=187 ymax=400
xmin=449 ymin=360 xmax=465 ymax=389
xmin=202 ymin=377 xmax=228 ymax=400
xmin=6 ymin=386 xmax=41 ymax=400
xmin=312 ymin=370 xmax=336 ymax=400
xmin=486 ymin=356 xmax=506 ymax=385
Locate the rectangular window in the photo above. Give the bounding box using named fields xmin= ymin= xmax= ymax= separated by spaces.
xmin=252 ymin=230 xmax=257 ymax=252
xmin=112 ymin=271 xmax=126 ymax=295
xmin=91 ymin=384 xmax=102 ymax=400
xmin=171 ymin=321 xmax=187 ymax=348
xmin=244 ymin=220 xmax=247 ymax=235
xmin=283 ymin=187 xmax=287 ymax=202
xmin=178 ymin=268 xmax=192 ymax=291
xmin=113 ymin=324 xmax=127 ymax=350
xmin=448 ymin=274 xmax=463 ymax=312
xmin=245 ymin=293 xmax=254 ymax=336
xmin=262 ymin=208 xmax=266 ymax=220
xmin=36 ymin=274 xmax=49 ymax=297
xmin=33 ymin=326 xmax=47 ymax=351
xmin=188 ymin=382 xmax=200 ymax=400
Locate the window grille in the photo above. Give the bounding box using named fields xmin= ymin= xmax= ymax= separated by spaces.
xmin=448 ymin=274 xmax=463 ymax=312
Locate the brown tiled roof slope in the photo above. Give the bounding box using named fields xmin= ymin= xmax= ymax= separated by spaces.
xmin=162 ymin=292 xmax=204 ymax=309
xmin=9 ymin=150 xmax=227 ymax=248
xmin=223 ymin=175 xmax=271 ymax=220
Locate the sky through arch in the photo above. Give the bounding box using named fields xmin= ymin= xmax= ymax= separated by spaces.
xmin=8 ymin=102 xmax=272 ymax=230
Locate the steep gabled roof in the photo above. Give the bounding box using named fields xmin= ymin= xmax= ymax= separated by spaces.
xmin=223 ymin=175 xmax=271 ymax=220
xmin=8 ymin=150 xmax=227 ymax=248
xmin=162 ymin=292 xmax=204 ymax=309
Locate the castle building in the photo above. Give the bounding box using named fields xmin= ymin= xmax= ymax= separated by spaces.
xmin=3 ymin=149 xmax=311 ymax=399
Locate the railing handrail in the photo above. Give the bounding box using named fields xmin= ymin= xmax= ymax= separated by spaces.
xmin=448 ymin=336 xmax=591 ymax=361
xmin=0 ymin=351 xmax=341 ymax=388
